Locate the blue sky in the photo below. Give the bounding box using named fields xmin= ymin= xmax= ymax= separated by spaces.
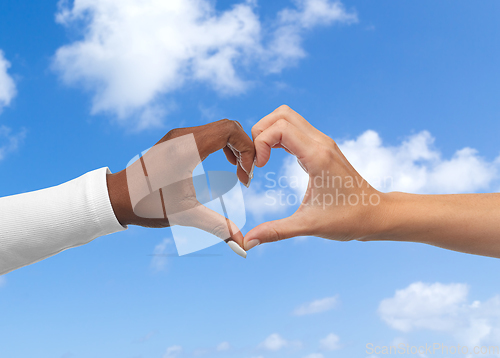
xmin=1 ymin=1 xmax=500 ymax=358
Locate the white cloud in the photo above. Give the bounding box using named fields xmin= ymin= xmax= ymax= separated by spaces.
xmin=243 ymin=182 xmax=289 ymax=220
xmin=0 ymin=53 xmax=24 ymax=161
xmin=259 ymin=333 xmax=288 ymax=351
xmin=150 ymin=238 xmax=173 ymax=272
xmin=293 ymin=295 xmax=339 ymax=316
xmin=340 ymin=130 xmax=499 ymax=194
xmin=163 ymin=345 xmax=183 ymax=358
xmin=303 ymin=354 xmax=324 ymax=358
xmin=53 ymin=0 xmax=356 ymax=128
xmin=266 ymin=0 xmax=356 ymax=73
xmin=319 ymin=333 xmax=340 ymax=351
xmin=281 ymin=130 xmax=500 ymax=196
xmin=282 ymin=0 xmax=355 ymax=28
xmin=379 ymin=282 xmax=468 ymax=332
xmin=258 ymin=333 xmax=302 ymax=351
xmin=216 ymin=341 xmax=230 ymax=351
xmin=280 ymin=155 xmax=309 ymax=197
xmin=243 ymin=158 xmax=308 ymax=221
xmin=0 ymin=125 xmax=26 ymax=161
xmin=0 ymin=50 xmax=16 ymax=112
xmin=378 ymin=282 xmax=500 ymax=347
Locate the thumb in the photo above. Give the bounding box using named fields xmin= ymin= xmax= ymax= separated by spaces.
xmin=187 ymin=204 xmax=245 ymax=246
xmin=168 ymin=203 xmax=246 ymax=254
xmin=243 ymin=215 xmax=307 ymax=250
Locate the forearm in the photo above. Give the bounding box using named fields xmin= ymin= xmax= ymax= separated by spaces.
xmin=0 ymin=168 xmax=126 ymax=275
xmin=368 ymin=192 xmax=500 ymax=258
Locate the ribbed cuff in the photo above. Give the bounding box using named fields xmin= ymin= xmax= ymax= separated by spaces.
xmin=85 ymin=167 xmax=128 ymax=238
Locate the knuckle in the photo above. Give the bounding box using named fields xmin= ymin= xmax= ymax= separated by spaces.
xmin=216 ymin=118 xmax=231 ymax=127
xmin=232 ymin=120 xmax=243 ymax=129
xmin=277 ymin=104 xmax=291 ymax=113
xmin=211 ymin=222 xmax=229 ymax=239
xmin=254 ymin=133 xmax=265 ymax=145
xmin=253 ymin=135 xmax=265 ymax=149
xmin=165 ymin=128 xmax=183 ymax=140
xmin=251 ymin=126 xmax=260 ymax=139
xmin=275 ymin=118 xmax=289 ymax=129
xmin=223 ymin=119 xmax=242 ymax=132
xmin=270 ymin=226 xmax=281 ymax=243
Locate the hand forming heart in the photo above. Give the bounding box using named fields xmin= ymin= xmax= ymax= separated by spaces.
xmin=107 ymin=118 xmax=256 ymax=252
xmin=242 ymin=105 xmax=385 ymax=251
xmin=108 ymin=107 xmax=388 ymax=256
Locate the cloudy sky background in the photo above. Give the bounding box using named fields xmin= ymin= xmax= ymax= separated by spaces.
xmin=1 ymin=1 xmax=500 ymax=357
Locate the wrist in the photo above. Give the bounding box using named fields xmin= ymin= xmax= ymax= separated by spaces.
xmin=361 ymin=191 xmax=429 ymax=243
xmin=357 ymin=191 xmax=402 ymax=242
xmin=106 ymin=170 xmax=134 ymax=226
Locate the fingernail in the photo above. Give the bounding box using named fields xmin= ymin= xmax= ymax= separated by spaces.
xmin=245 ymin=239 xmax=260 ymax=251
xmin=249 ymin=160 xmax=255 ymax=179
xmin=244 ymin=175 xmax=252 ymax=188
xmin=244 ymin=159 xmax=255 ymax=188
xmin=227 ymin=240 xmax=247 ymax=258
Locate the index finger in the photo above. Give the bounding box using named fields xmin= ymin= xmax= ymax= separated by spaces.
xmin=162 ymin=119 xmax=256 ymax=187
xmin=252 ymin=105 xmax=333 ymax=147
xmin=253 ymin=119 xmax=318 ymax=170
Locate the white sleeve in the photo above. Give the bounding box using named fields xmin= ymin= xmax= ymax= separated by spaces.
xmin=0 ymin=167 xmax=127 ymax=275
